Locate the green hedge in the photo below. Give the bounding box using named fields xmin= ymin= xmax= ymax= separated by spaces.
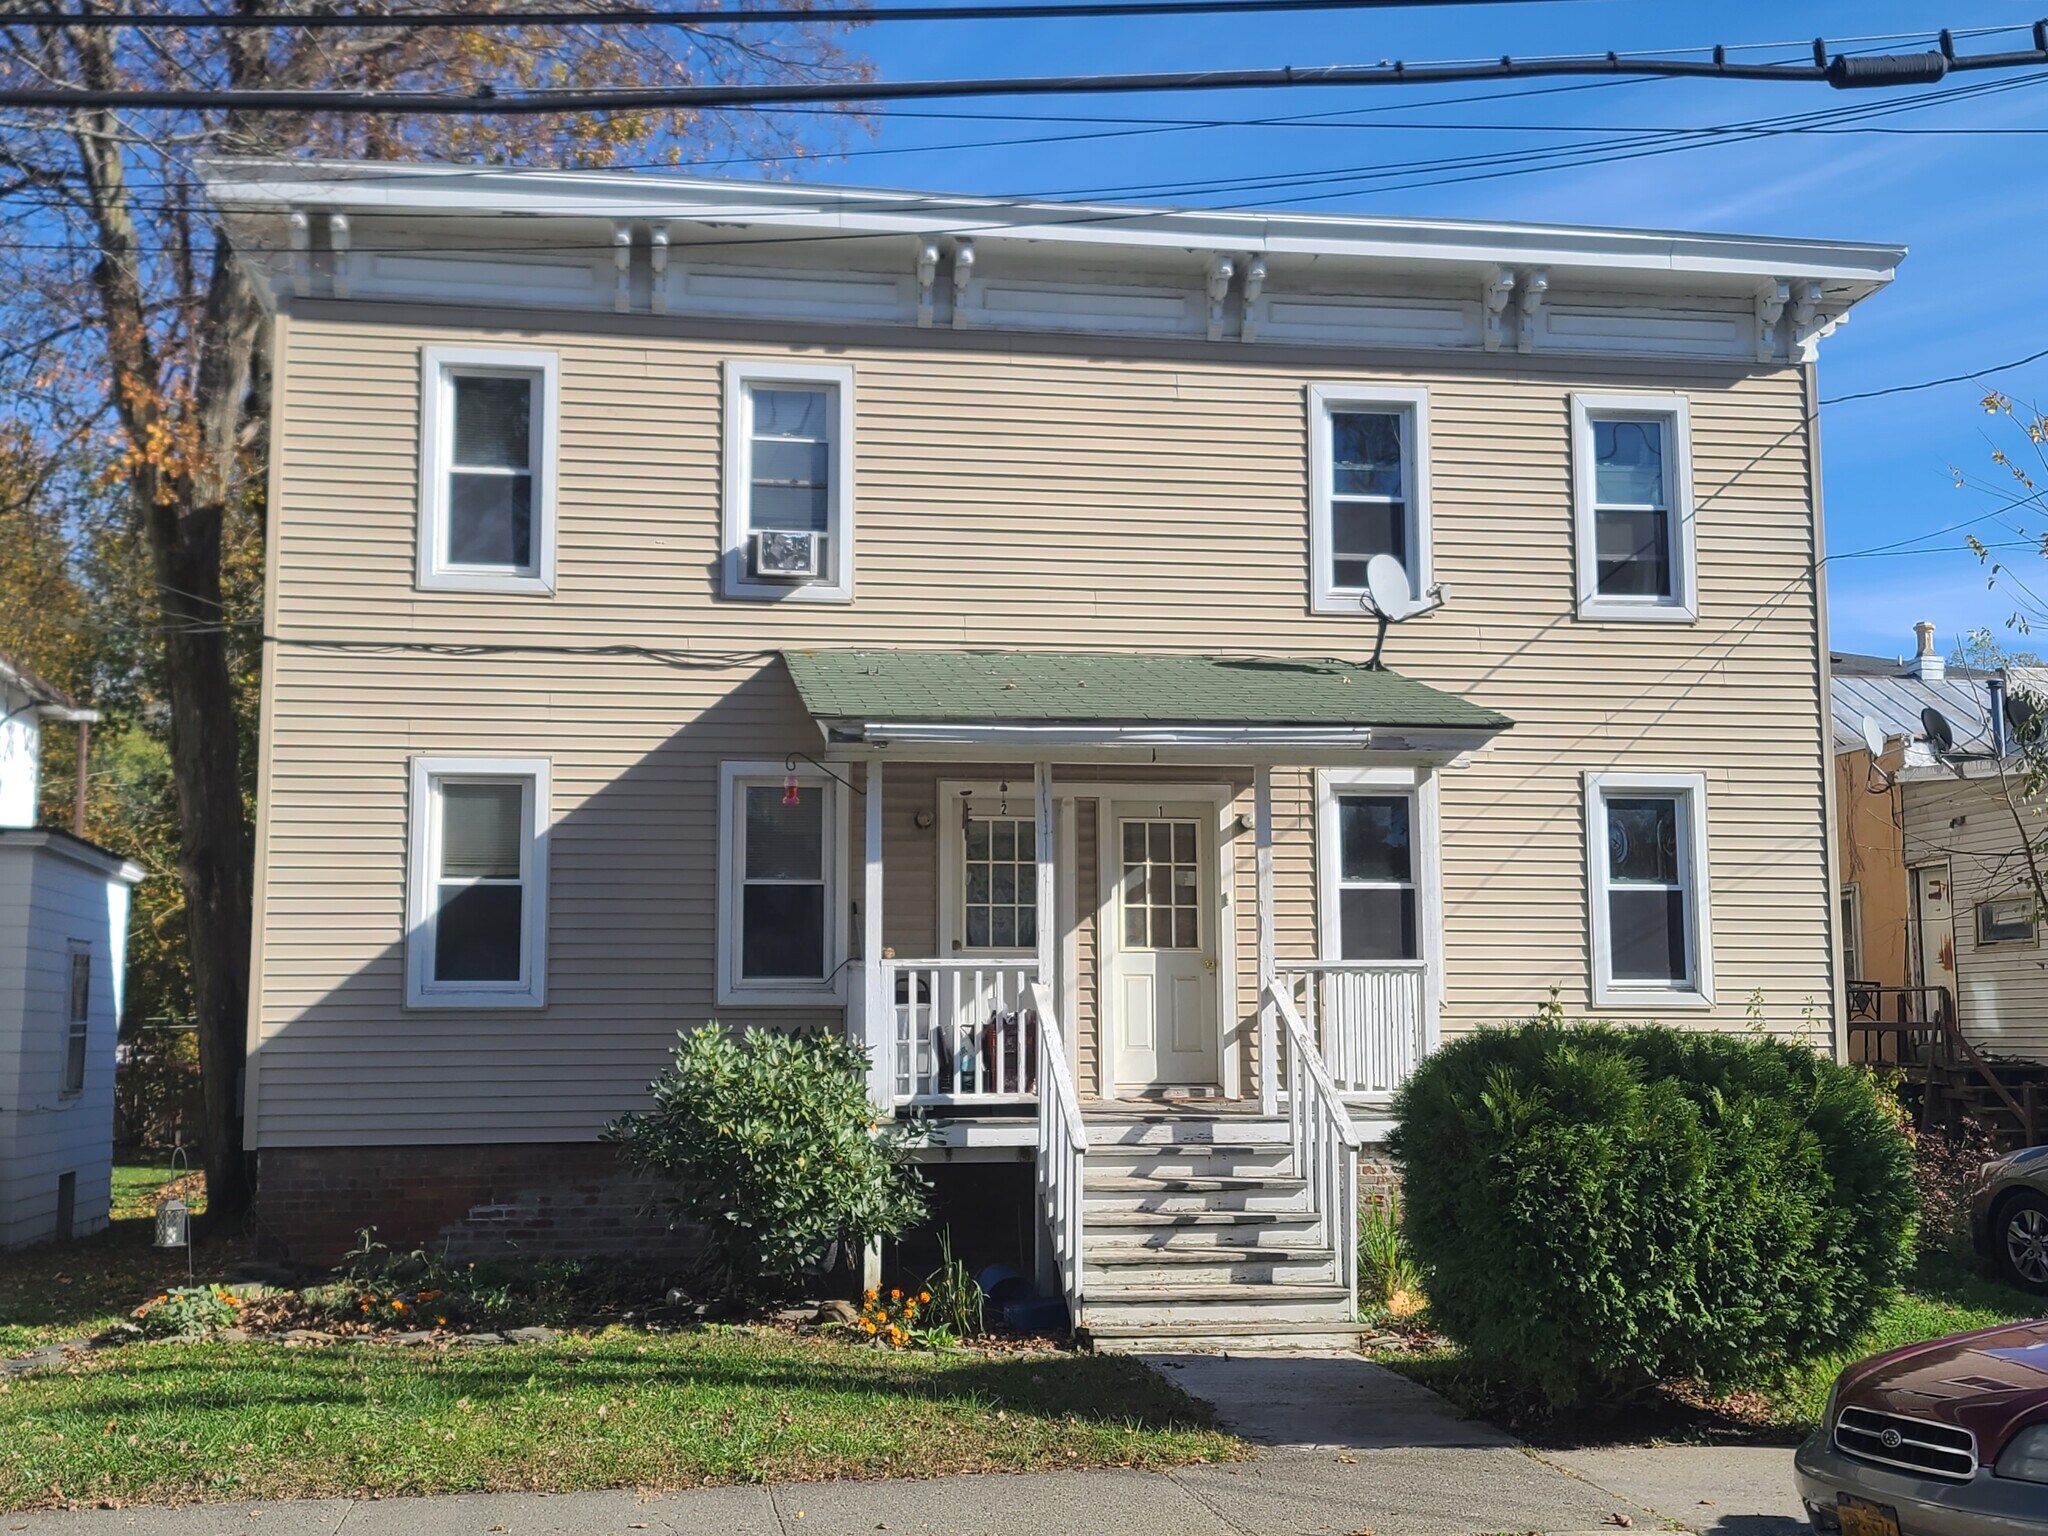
xmin=1388 ymin=1020 xmax=1915 ymax=1410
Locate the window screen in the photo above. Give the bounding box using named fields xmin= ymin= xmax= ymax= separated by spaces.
xmin=740 ymin=784 xmax=827 ymax=980
xmin=1328 ymin=411 xmax=1407 ymax=590
xmin=1605 ymin=794 xmax=1689 ymax=983
xmin=1335 ymin=794 xmax=1418 ymax=962
xmin=433 ymin=780 xmax=527 ymax=983
xmin=446 ymin=372 xmax=536 ymax=571
xmin=1591 ymin=418 xmax=1672 ymax=599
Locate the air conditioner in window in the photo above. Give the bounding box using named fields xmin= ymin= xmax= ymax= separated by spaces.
xmin=750 ymin=529 xmax=824 ymax=581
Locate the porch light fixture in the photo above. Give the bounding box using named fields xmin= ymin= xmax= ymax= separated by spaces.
xmin=913 ymin=809 xmax=935 ymax=830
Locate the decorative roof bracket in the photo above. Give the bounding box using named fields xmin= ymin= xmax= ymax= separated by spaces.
xmin=1482 ymin=266 xmax=1515 ymax=353
xmin=1515 ymin=267 xmax=1548 ymax=353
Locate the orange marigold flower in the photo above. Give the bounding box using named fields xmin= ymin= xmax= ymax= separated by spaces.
xmin=919 ymin=1291 xmax=931 ymax=1304
xmin=392 ymin=1300 xmax=407 ymax=1313
xmin=864 ymin=1287 xmax=878 ymax=1300
xmin=889 ymin=1288 xmax=901 ymax=1300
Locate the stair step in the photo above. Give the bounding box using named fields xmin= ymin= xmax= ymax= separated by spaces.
xmin=1086 ymin=1209 xmax=1303 ymax=1229
xmin=1088 ymin=1246 xmax=1318 ymax=1266
xmin=1085 ymin=1174 xmax=1303 ymax=1194
xmin=1084 ymin=1320 xmax=1365 ymax=1354
xmin=1087 ymin=1282 xmax=1348 ymax=1304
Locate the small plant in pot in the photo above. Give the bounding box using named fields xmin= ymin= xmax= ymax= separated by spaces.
xmin=608 ymin=1024 xmax=929 ymax=1305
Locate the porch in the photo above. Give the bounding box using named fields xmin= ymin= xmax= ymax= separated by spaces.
xmin=783 ymin=648 xmax=1511 ymax=1347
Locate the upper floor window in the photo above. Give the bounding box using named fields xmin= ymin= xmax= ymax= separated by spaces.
xmin=1585 ymin=771 xmax=1713 ymax=1009
xmin=717 ymin=761 xmax=847 ymax=1004
xmin=1308 ymin=384 xmax=1431 ymax=616
xmin=406 ymin=756 xmax=551 ymax=1008
xmin=722 ymin=361 xmax=855 ymax=602
xmin=62 ymin=941 xmax=89 ymax=1095
xmin=418 ymin=347 xmax=559 ymax=596
xmin=1571 ymin=394 xmax=1696 ymax=622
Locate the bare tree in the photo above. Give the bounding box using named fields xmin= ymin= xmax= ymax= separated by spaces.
xmin=0 ymin=1 xmax=870 ymax=1223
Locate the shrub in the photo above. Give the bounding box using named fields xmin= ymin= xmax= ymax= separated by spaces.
xmin=607 ymin=1026 xmax=927 ymax=1301
xmin=1389 ymin=1018 xmax=1916 ymax=1411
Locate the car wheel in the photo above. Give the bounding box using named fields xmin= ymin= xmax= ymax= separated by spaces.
xmin=1997 ymin=1192 xmax=2048 ymax=1293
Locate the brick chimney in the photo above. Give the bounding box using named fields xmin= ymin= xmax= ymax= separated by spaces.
xmin=1909 ymin=620 xmax=1945 ymax=683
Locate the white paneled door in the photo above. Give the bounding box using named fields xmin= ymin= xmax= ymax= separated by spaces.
xmin=1111 ymin=803 xmax=1221 ymax=1090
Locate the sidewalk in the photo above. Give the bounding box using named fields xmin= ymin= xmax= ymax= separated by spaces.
xmin=2 ymin=1353 xmax=1808 ymax=1536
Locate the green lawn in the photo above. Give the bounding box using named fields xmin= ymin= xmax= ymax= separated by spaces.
xmin=0 ymin=1329 xmax=1237 ymax=1509
xmin=1372 ymin=1252 xmax=2045 ymax=1440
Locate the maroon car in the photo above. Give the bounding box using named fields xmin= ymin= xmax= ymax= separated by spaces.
xmin=1796 ymin=1319 xmax=2048 ymax=1534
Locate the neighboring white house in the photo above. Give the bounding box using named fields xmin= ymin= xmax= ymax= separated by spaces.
xmin=0 ymin=652 xmax=143 ymax=1248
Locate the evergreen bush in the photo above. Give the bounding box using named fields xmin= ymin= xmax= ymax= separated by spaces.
xmin=608 ymin=1026 xmax=927 ymax=1301
xmin=1389 ymin=1018 xmax=1915 ymax=1410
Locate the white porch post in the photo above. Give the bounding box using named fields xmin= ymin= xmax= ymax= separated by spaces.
xmin=1256 ymin=764 xmax=1278 ymax=1115
xmin=1035 ymin=762 xmax=1055 ymax=1001
xmin=864 ymin=759 xmax=888 ymax=1109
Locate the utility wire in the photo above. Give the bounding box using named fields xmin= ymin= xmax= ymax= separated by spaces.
xmin=0 ymin=0 xmax=1590 ymax=27
xmin=4 ymin=26 xmax=2047 ymax=111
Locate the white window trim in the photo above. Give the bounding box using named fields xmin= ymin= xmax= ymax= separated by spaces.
xmin=1585 ymin=770 xmax=1714 ymax=1011
xmin=406 ymin=756 xmax=551 ymax=1009
xmin=1570 ymin=392 xmax=1697 ymax=623
xmin=1307 ymin=383 xmax=1432 ymax=616
xmin=722 ymin=360 xmax=857 ymax=603
xmin=1315 ymin=768 xmax=1443 ymax=1046
xmin=61 ymin=939 xmax=90 ymax=1097
xmin=417 ymin=346 xmax=560 ymax=596
xmin=1840 ymin=882 xmax=1864 ymax=980
xmin=717 ymin=760 xmax=850 ymax=1006
xmin=938 ymin=779 xmax=1042 ymax=959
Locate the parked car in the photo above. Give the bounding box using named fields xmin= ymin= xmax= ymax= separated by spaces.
xmin=1972 ymin=1146 xmax=2048 ymax=1294
xmin=1795 ymin=1320 xmax=2048 ymax=1534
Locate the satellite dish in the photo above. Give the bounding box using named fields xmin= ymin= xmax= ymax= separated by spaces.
xmin=2008 ymin=690 xmax=2041 ymax=743
xmin=1859 ymin=715 xmax=1886 ymax=758
xmin=1364 ymin=553 xmax=1418 ymax=620
xmin=1922 ymin=706 xmax=1957 ymax=757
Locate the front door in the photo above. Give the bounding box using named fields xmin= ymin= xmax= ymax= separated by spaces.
xmin=1912 ymin=862 xmax=1957 ymax=1014
xmin=1110 ymin=803 xmax=1221 ymax=1090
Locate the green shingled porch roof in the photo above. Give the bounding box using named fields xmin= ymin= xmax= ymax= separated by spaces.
xmin=781 ymin=650 xmax=1511 ymax=731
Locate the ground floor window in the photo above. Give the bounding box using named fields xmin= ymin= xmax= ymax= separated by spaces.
xmin=719 ymin=762 xmax=845 ymax=1004
xmin=1586 ymin=771 xmax=1713 ymax=1008
xmin=1316 ymin=768 xmax=1437 ymax=969
xmin=406 ymin=756 xmax=550 ymax=1008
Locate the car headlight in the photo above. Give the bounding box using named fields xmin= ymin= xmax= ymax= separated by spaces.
xmin=1995 ymin=1424 xmax=2048 ymax=1484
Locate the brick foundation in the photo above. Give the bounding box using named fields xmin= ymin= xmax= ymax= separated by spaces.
xmin=253 ymin=1144 xmax=702 ymax=1268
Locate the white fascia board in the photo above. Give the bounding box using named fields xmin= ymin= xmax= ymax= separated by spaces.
xmin=858 ymin=722 xmax=1375 ymax=749
xmin=198 ymin=159 xmax=1904 ymax=291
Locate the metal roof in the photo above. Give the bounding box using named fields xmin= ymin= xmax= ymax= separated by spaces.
xmin=1831 ymin=670 xmax=1997 ymax=757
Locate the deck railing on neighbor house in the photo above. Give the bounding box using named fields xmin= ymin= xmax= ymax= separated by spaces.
xmin=1024 ymin=980 xmax=1086 ymax=1324
xmin=1275 ymin=960 xmax=1429 ymax=1104
xmin=1269 ymin=981 xmax=1361 ymax=1315
xmin=881 ymin=957 xmax=1041 ymax=1106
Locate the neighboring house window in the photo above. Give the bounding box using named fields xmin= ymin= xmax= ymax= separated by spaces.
xmin=62 ymin=942 xmax=89 ymax=1095
xmin=417 ymin=346 xmax=559 ymax=595
xmin=1570 ymin=393 xmax=1697 ymax=622
xmin=1977 ymin=897 xmax=2037 ymax=945
xmin=718 ymin=762 xmax=847 ymax=1004
xmin=406 ymin=757 xmax=551 ymax=1007
xmin=1841 ymin=883 xmax=1864 ymax=981
xmin=1316 ymin=767 xmax=1440 ymax=972
xmin=722 ymin=361 xmax=856 ymax=601
xmin=1586 ymin=771 xmax=1713 ymax=1008
xmin=1307 ymin=383 xmax=1431 ymax=615
xmin=963 ymin=816 xmax=1038 ymax=952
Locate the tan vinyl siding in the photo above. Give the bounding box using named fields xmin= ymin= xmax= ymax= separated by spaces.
xmin=252 ymin=304 xmax=1832 ymax=1147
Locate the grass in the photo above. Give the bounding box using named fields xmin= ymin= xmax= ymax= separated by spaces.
xmin=108 ymin=1163 xmax=206 ymax=1223
xmin=1371 ymin=1251 xmax=2045 ymax=1443
xmin=0 ymin=1329 xmax=1237 ymax=1509
xmin=1 ymin=1168 xmax=237 ymax=1357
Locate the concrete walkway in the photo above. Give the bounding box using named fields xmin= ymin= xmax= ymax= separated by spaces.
xmin=2 ymin=1352 xmax=1808 ymax=1536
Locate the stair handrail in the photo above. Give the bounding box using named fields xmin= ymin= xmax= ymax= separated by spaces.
xmin=1934 ymin=987 xmax=2033 ymax=1129
xmin=1267 ymin=980 xmax=1361 ymax=1316
xmin=1025 ymin=981 xmax=1087 ymax=1325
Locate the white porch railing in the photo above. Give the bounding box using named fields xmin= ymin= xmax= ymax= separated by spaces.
xmin=1025 ymin=980 xmax=1086 ymax=1324
xmin=1276 ymin=961 xmax=1429 ymax=1104
xmin=883 ymin=957 xmax=1041 ymax=1106
xmin=1269 ymin=981 xmax=1361 ymax=1315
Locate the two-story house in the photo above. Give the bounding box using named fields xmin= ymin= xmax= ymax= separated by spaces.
xmin=207 ymin=160 xmax=1898 ymax=1348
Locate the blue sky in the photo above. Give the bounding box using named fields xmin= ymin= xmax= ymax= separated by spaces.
xmin=764 ymin=0 xmax=2048 ymax=658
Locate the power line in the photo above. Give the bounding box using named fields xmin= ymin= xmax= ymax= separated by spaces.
xmin=4 ymin=27 xmax=2048 ymax=111
xmin=0 ymin=0 xmax=1585 ymax=27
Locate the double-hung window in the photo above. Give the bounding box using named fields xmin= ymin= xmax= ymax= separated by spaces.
xmin=1586 ymin=771 xmax=1713 ymax=1008
xmin=1308 ymin=384 xmax=1431 ymax=615
xmin=418 ymin=347 xmax=559 ymax=594
xmin=722 ymin=361 xmax=856 ymax=601
xmin=1317 ymin=768 xmax=1437 ymax=967
xmin=407 ymin=757 xmax=550 ymax=1007
xmin=62 ymin=942 xmax=89 ymax=1095
xmin=718 ymin=762 xmax=846 ymax=1004
xmin=1571 ymin=394 xmax=1696 ymax=621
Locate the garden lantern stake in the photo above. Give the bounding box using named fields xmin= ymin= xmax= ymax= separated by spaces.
xmin=154 ymin=1144 xmax=193 ymax=1277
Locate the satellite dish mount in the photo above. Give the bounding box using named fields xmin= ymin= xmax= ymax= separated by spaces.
xmin=1360 ymin=553 xmax=1449 ymax=670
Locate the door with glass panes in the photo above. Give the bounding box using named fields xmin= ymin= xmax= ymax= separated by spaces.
xmin=1110 ymin=803 xmax=1221 ymax=1090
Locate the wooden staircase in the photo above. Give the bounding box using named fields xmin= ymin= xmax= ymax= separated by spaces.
xmin=1075 ymin=1111 xmax=1363 ymax=1353
xmin=1848 ymin=984 xmax=2047 ymax=1149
